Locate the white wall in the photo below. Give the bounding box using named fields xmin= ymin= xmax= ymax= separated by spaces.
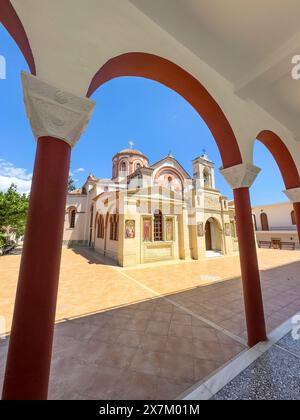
xmin=63 ymin=194 xmax=87 ymax=244
xmin=253 ymin=202 xmax=295 ymax=231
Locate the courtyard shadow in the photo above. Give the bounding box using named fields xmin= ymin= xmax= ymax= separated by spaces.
xmin=70 ymin=246 xmax=119 ymax=267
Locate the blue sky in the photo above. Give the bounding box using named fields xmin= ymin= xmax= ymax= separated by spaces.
xmin=0 ymin=24 xmax=287 ymax=206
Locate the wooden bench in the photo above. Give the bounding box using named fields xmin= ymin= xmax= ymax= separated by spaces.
xmin=280 ymin=242 xmax=296 ymax=251
xmin=258 ymin=241 xmax=272 ymax=249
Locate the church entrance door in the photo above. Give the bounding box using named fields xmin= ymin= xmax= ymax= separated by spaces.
xmin=205 ymin=220 xmax=212 ymax=250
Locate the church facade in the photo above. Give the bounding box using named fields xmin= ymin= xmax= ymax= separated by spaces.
xmin=63 ymin=148 xmax=238 ymax=267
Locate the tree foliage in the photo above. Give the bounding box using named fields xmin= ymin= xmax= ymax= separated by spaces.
xmin=68 ymin=176 xmax=76 ymax=192
xmin=0 ymin=184 xmax=29 ymax=238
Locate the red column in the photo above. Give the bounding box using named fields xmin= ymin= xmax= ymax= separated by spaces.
xmin=234 ymin=187 xmax=267 ymax=347
xmin=2 ymin=136 xmax=71 ymax=400
xmin=293 ymin=202 xmax=300 ymax=243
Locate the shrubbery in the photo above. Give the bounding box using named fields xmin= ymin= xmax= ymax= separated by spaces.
xmin=0 ymin=184 xmax=29 ymax=253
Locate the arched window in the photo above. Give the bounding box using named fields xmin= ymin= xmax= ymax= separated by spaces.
xmin=260 ymin=212 xmax=269 ymax=231
xmin=120 ymin=161 xmax=127 ymax=175
xmin=110 ymin=214 xmax=119 ymax=241
xmin=203 ymin=168 xmax=211 ymax=188
xmin=291 ymin=210 xmax=296 ymax=225
xmin=154 ymin=210 xmax=163 ymax=242
xmin=136 ymin=162 xmax=141 ymax=171
xmin=69 ymin=209 xmax=76 ymax=228
xmin=97 ymin=215 xmax=105 ymax=239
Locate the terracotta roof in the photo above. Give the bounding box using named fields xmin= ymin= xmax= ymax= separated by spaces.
xmin=113 ymin=149 xmax=149 ymax=160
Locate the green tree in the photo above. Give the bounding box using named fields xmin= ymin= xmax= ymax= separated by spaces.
xmin=0 ymin=184 xmax=29 ymax=239
xmin=0 ymin=232 xmax=5 ymax=249
xmin=68 ymin=176 xmax=76 ymax=192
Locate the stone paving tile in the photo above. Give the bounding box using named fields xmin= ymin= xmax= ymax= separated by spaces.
xmin=112 ymin=369 xmax=159 ymax=400
xmin=151 ymin=311 xmax=173 ymax=323
xmin=116 ymin=331 xmax=143 ymax=348
xmin=213 ymin=346 xmax=300 ymax=400
xmin=140 ymin=334 xmax=168 ymax=352
xmin=194 ymin=359 xmax=221 ymax=382
xmin=171 ymin=313 xmax=193 ymax=325
xmin=146 ymin=321 xmax=170 ymax=336
xmin=165 ymin=336 xmax=194 ymax=357
xmin=155 ymin=377 xmax=195 ymax=401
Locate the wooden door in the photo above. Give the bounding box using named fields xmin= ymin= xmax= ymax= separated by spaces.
xmin=205 ymin=221 xmax=212 ymax=250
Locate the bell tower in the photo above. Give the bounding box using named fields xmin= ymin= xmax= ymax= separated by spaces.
xmin=192 ymin=151 xmax=215 ymax=189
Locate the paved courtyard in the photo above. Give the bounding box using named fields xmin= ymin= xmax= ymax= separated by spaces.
xmin=1 ymin=248 xmax=300 ymax=399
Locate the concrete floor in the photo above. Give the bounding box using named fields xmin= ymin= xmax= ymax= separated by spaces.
xmin=0 ymin=248 xmax=300 ymax=399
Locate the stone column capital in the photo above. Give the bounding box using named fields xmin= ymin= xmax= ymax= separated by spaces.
xmin=284 ymin=187 xmax=300 ymax=203
xmin=21 ymin=72 xmax=95 ymax=148
xmin=219 ymin=163 xmax=261 ymax=190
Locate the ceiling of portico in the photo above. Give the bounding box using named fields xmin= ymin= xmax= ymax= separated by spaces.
xmin=131 ymin=0 xmax=300 ymax=141
xmin=131 ymin=0 xmax=300 ymax=82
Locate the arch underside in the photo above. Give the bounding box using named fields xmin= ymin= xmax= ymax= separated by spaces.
xmin=0 ymin=0 xmax=36 ymax=74
xmin=154 ymin=166 xmax=185 ymax=192
xmin=257 ymin=131 xmax=300 ymax=190
xmin=87 ymin=52 xmax=243 ymax=169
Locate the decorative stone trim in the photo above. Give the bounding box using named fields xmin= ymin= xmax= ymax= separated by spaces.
xmin=284 ymin=187 xmax=300 ymax=203
xmin=21 ymin=72 xmax=95 ymax=148
xmin=220 ymin=163 xmax=261 ymax=189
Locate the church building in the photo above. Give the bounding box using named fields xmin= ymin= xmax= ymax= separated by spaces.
xmin=63 ymin=148 xmax=238 ymax=266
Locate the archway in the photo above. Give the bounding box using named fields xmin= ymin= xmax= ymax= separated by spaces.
xmin=205 ymin=218 xmax=223 ymax=253
xmin=0 ymin=21 xmax=269 ymax=398
xmin=87 ymin=52 xmax=242 ymax=170
xmin=255 ymin=130 xmax=300 ymax=242
xmin=260 ymin=212 xmax=269 ymax=231
xmin=0 ymin=0 xmax=36 ymax=74
xmin=154 ymin=166 xmax=185 ymax=194
xmin=256 ymin=131 xmax=300 ymax=190
xmin=205 ymin=220 xmax=212 ymax=250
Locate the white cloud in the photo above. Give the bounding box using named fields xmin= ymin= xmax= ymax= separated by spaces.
xmin=0 ymin=159 xmax=32 ymax=194
xmin=0 ymin=176 xmax=32 ymax=194
xmin=74 ymin=168 xmax=85 ymax=174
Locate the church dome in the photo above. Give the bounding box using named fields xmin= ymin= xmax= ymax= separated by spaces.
xmin=114 ymin=148 xmax=148 ymax=159
xmin=112 ymin=147 xmax=149 ymax=179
